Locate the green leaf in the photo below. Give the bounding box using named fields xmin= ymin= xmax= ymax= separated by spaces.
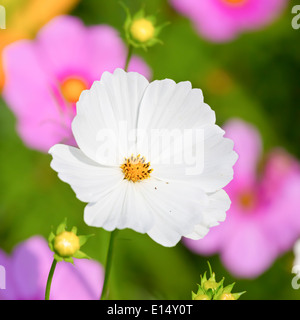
xmin=48 ymin=231 xmax=55 ymax=243
xmin=73 ymin=250 xmax=91 ymax=260
xmin=207 ymin=261 xmax=213 ymax=278
xmin=71 ymin=226 xmax=77 ymax=235
xmin=145 ymin=15 xmax=157 ymax=25
xmin=232 ymin=291 xmax=246 ymax=300
xmin=223 ymin=282 xmax=236 ymax=294
xmin=78 ymin=234 xmax=94 ymax=247
xmin=56 ymin=218 xmax=67 ymax=235
xmin=53 ymin=253 xmax=63 ymax=262
xmin=133 ymin=8 xmax=145 ymax=21
xmin=195 ymin=285 xmax=205 ymax=296
xmin=200 ymin=271 xmax=207 ymax=286
xmin=153 ymin=21 xmax=170 ymax=37
xmin=63 ymin=257 xmax=74 ymax=264
xmin=48 ymin=232 xmax=55 ymax=251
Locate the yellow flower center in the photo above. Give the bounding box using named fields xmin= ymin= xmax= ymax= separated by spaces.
xmin=54 ymin=231 xmax=80 ymax=257
xmin=121 ymin=155 xmax=153 ymax=183
xmin=61 ymin=77 xmax=88 ymax=104
xmin=219 ymin=293 xmax=235 ymax=300
xmin=238 ymin=191 xmax=256 ymax=210
xmin=130 ymin=18 xmax=155 ymax=42
xmin=222 ymin=0 xmax=247 ymax=6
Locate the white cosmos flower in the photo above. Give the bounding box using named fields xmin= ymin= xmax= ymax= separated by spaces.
xmin=49 ymin=68 xmax=238 ymax=247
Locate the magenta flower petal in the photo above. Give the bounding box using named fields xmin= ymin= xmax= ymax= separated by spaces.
xmin=3 ymin=15 xmax=151 ymax=152
xmin=224 ymin=119 xmax=262 ymax=189
xmin=0 ymin=236 xmax=103 ymax=300
xmin=84 ymin=25 xmax=126 ymax=79
xmin=170 ymin=0 xmax=288 ymax=42
xmin=12 ymin=236 xmax=52 ymax=299
xmin=85 ymin=25 xmax=151 ymax=80
xmin=221 ymin=222 xmax=278 ymax=278
xmin=0 ymin=251 xmax=16 ymax=300
xmin=3 ymin=41 xmax=75 ymax=151
xmin=183 ymin=224 xmax=226 ymax=256
xmin=36 ymin=16 xmax=90 ymax=80
xmin=183 ymin=195 xmax=242 ymax=255
xmin=51 ymin=259 xmax=104 ymax=300
xmin=259 ymin=150 xmax=300 ymax=251
xmin=182 ymin=119 xmax=300 ymax=278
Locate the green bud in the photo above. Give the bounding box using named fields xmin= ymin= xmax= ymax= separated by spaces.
xmin=218 ymin=293 xmax=236 ymax=300
xmin=192 ymin=261 xmax=246 ymax=301
xmin=121 ymin=2 xmax=168 ymax=50
xmin=54 ymin=231 xmax=80 ymax=257
xmin=194 ymin=294 xmax=211 ymax=300
xmin=48 ymin=218 xmax=93 ymax=263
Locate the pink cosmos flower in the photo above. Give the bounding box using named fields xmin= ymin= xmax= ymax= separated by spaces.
xmin=170 ymin=0 xmax=288 ymax=42
xmin=0 ymin=236 xmax=104 ymax=300
xmin=183 ymin=119 xmax=300 ymax=278
xmin=2 ymin=15 xmax=151 ymax=152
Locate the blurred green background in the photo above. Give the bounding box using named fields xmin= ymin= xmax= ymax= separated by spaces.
xmin=0 ymin=0 xmax=300 ymax=299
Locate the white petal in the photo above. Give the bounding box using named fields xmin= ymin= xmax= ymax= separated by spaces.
xmin=151 ymin=124 xmax=238 ymax=193
xmin=118 ymin=181 xmax=154 ymax=232
xmin=185 ymin=189 xmax=231 ymax=240
xmin=136 ymin=79 xmax=216 ymax=162
xmin=72 ymin=69 xmax=149 ymax=165
xmin=137 ymin=179 xmax=209 ymax=247
xmin=84 ymin=180 xmax=154 ymax=233
xmin=49 ymin=144 xmax=123 ymax=203
xmin=135 ymin=78 xmax=237 ymax=192
xmin=199 ymin=125 xmax=238 ymax=192
xmin=84 ymin=185 xmax=126 ymax=231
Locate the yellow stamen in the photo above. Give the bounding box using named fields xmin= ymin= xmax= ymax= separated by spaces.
xmin=222 ymin=0 xmax=247 ymax=6
xmin=121 ymin=154 xmax=153 ymax=182
xmin=238 ymin=191 xmax=256 ymax=210
xmin=61 ymin=77 xmax=88 ymax=104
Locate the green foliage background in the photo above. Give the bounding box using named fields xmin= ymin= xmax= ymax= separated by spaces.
xmin=0 ymin=0 xmax=299 ymax=299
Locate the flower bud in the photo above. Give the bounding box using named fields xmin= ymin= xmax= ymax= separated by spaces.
xmin=203 ymin=279 xmax=219 ymax=291
xmin=122 ymin=4 xmax=168 ymax=50
xmin=130 ymin=18 xmax=155 ymax=43
xmin=48 ymin=219 xmax=93 ymax=263
xmin=194 ymin=294 xmax=211 ymax=300
xmin=219 ymin=293 xmax=236 ymax=300
xmin=54 ymin=231 xmax=80 ymax=257
xmin=192 ymin=262 xmax=245 ymax=301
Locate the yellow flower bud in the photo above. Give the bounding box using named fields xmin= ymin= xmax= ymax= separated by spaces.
xmin=194 ymin=294 xmax=210 ymax=300
xmin=130 ymin=18 xmax=155 ymax=42
xmin=219 ymin=293 xmax=235 ymax=300
xmin=54 ymin=231 xmax=80 ymax=257
xmin=203 ymin=280 xmax=219 ymax=291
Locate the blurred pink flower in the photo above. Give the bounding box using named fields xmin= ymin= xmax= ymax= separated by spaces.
xmin=183 ymin=119 xmax=300 ymax=278
xmin=2 ymin=15 xmax=151 ymax=152
xmin=170 ymin=0 xmax=288 ymax=42
xmin=0 ymin=236 xmax=103 ymax=300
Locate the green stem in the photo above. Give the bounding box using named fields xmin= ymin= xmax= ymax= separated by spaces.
xmin=45 ymin=259 xmax=57 ymax=300
xmin=124 ymin=45 xmax=133 ymax=72
xmin=100 ymin=230 xmax=118 ymax=300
